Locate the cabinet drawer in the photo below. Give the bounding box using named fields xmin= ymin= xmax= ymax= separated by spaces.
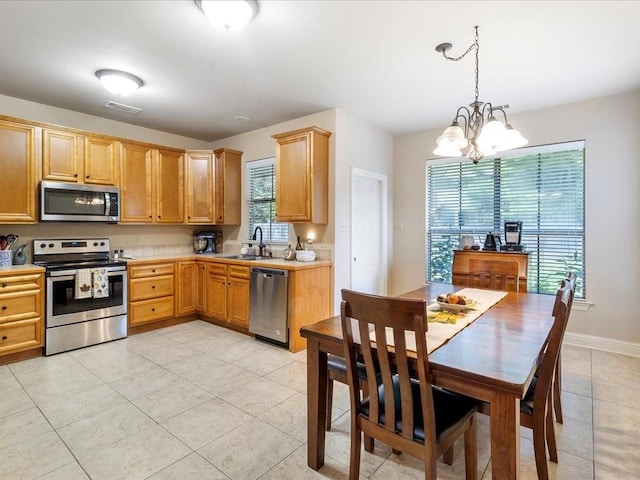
xmin=129 ymin=297 xmax=174 ymax=325
xmin=207 ymin=263 xmax=227 ymax=276
xmin=130 ymin=275 xmax=174 ymax=301
xmin=0 ymin=317 xmax=42 ymax=354
xmin=129 ymin=263 xmax=175 ymax=278
xmin=0 ymin=290 xmax=40 ymax=323
xmin=0 ymin=274 xmax=42 ymax=293
xmin=228 ymin=265 xmax=250 ymax=279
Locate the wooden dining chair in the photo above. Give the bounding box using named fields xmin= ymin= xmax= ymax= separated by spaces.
xmin=550 ymin=271 xmax=577 ymax=424
xmin=520 ymin=280 xmax=573 ymax=480
xmin=468 ymin=258 xmax=520 ymax=291
xmin=340 ymin=288 xmax=480 ymax=480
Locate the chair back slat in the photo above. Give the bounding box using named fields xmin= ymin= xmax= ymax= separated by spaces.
xmin=341 ymin=289 xmax=430 ymax=440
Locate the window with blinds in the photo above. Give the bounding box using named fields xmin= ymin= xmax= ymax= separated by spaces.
xmin=246 ymin=158 xmax=289 ymax=243
xmin=426 ymin=141 xmax=585 ymax=298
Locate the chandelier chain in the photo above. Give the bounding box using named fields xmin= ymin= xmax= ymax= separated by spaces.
xmin=474 ymin=26 xmax=479 ymax=103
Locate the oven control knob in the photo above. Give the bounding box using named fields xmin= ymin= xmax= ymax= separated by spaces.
xmin=48 ymin=243 xmax=54 ymax=248
xmin=40 ymin=243 xmax=46 ymax=248
xmin=100 ymin=242 xmax=105 ymax=246
xmin=93 ymin=242 xmax=99 ymax=247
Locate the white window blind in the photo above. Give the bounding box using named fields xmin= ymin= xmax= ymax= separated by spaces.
xmin=426 ymin=141 xmax=585 ymax=297
xmin=247 ymin=158 xmax=289 ymax=243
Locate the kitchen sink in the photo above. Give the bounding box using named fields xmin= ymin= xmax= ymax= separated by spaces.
xmin=221 ymin=254 xmax=265 ymax=261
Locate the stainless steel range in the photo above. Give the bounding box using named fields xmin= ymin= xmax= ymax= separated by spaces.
xmin=33 ymin=238 xmax=128 ymax=355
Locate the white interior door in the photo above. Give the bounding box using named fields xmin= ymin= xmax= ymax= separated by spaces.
xmin=351 ymin=168 xmax=387 ymax=295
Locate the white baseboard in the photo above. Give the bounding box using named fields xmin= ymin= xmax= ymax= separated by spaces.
xmin=564 ymin=332 xmax=640 ymax=358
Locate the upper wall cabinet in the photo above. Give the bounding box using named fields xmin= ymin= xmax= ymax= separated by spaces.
xmin=119 ymin=142 xmax=184 ymax=224
xmin=0 ymin=119 xmax=38 ymax=223
xmin=185 ymin=149 xmax=242 ymax=225
xmin=213 ymin=148 xmax=241 ymax=225
xmin=42 ymin=128 xmax=118 ymax=186
xmin=272 ymin=126 xmax=331 ymax=224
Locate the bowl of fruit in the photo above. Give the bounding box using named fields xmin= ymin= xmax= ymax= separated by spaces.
xmin=435 ymin=293 xmax=477 ymax=312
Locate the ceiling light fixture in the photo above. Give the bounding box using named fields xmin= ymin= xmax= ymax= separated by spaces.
xmin=433 ymin=26 xmax=527 ymax=164
xmin=95 ymin=69 xmax=144 ymax=96
xmin=196 ymin=0 xmax=258 ymax=31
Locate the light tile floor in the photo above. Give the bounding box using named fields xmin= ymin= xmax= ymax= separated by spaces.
xmin=1 ymin=320 xmax=638 ymax=479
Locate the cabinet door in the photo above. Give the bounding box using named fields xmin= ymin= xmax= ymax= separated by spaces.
xmin=156 ymin=149 xmax=184 ymax=223
xmin=275 ymin=133 xmax=310 ymax=222
xmin=0 ymin=120 xmax=37 ymax=223
xmin=119 ymin=142 xmax=153 ymax=223
xmin=185 ymin=152 xmax=213 ymax=224
xmin=195 ymin=262 xmax=207 ymax=312
xmin=84 ymin=136 xmax=117 ymax=185
xmin=227 ymin=276 xmax=249 ymax=327
xmin=42 ymin=129 xmax=81 ymax=182
xmin=177 ymin=261 xmax=196 ymax=315
xmin=206 ymin=273 xmax=227 ymax=320
xmin=213 ymin=148 xmax=242 ymax=225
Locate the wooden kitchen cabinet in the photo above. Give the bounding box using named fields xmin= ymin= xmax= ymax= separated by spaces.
xmin=227 ymin=265 xmax=250 ymax=328
xmin=0 ymin=270 xmax=44 ymax=357
xmin=176 ymin=261 xmax=197 ymax=316
xmin=42 ymin=128 xmax=81 ymax=182
xmin=206 ymin=263 xmax=227 ymax=319
xmin=195 ymin=261 xmax=207 ymax=311
xmin=120 ymin=142 xmax=184 ymax=223
xmin=42 ymin=129 xmax=118 ymax=186
xmin=128 ymin=262 xmax=175 ymax=326
xmin=0 ymin=119 xmax=38 ymax=223
xmin=213 ymin=148 xmax=242 ymax=224
xmin=273 ymin=126 xmax=331 ymax=224
xmin=185 ymin=151 xmax=214 ymax=224
xmin=203 ymin=262 xmax=250 ymax=328
xmin=185 ymin=149 xmax=242 ymax=225
xmin=84 ymin=135 xmax=118 ymax=185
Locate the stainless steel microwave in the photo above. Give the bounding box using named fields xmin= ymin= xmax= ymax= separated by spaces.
xmin=40 ymin=181 xmax=120 ymax=223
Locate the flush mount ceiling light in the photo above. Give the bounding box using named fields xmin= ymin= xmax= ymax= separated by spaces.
xmin=196 ymin=0 xmax=258 ymax=31
xmin=95 ymin=69 xmax=144 ymax=96
xmin=433 ymin=26 xmax=528 ymax=164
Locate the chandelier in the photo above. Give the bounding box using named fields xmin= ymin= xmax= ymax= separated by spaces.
xmin=433 ymin=26 xmax=527 ymax=163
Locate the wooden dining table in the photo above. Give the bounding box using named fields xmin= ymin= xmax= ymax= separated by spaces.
xmin=300 ymin=283 xmax=556 ymax=480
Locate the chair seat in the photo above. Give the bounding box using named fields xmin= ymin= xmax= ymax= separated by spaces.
xmin=328 ymin=354 xmax=368 ymax=380
xmin=521 ymin=375 xmax=538 ymax=416
xmin=361 ymin=376 xmax=479 ymax=443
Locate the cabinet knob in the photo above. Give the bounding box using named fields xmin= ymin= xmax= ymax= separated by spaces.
xmin=151 ymin=285 xmax=156 ymax=289
xmin=151 ymin=308 xmax=156 ymax=312
xmin=1 ymin=335 xmax=7 ymax=341
xmin=158 ymin=215 xmax=161 ymax=219
xmin=151 ymin=269 xmax=156 ymax=273
xmin=1 ymin=283 xmax=7 ymax=288
xmin=149 ymin=215 xmax=152 ymax=219
xmin=85 ymin=175 xmax=90 ymax=179
xmin=1 ymin=305 xmax=7 ymax=310
xmin=74 ymin=173 xmax=78 ymax=178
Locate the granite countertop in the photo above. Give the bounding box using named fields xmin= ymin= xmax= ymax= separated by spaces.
xmin=123 ymin=253 xmax=331 ymax=271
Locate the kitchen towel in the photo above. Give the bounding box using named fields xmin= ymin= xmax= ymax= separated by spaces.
xmin=92 ymin=268 xmax=109 ymax=298
xmin=75 ymin=269 xmax=93 ymax=299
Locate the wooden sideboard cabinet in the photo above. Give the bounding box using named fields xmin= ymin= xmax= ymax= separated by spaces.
xmin=452 ymin=249 xmax=529 ymax=291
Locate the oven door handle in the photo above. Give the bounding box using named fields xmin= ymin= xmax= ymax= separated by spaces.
xmin=49 ymin=275 xmax=74 ymax=282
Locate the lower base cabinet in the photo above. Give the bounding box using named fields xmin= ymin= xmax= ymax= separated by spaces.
xmin=0 ymin=269 xmax=44 ymax=358
xmin=128 ymin=262 xmax=175 ymax=326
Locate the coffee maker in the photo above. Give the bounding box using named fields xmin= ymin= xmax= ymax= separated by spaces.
xmin=500 ymin=221 xmax=523 ymax=251
xmin=193 ymin=231 xmax=221 ymax=254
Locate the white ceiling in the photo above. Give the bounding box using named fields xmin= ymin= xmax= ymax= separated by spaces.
xmin=1 ymin=1 xmax=639 ymax=142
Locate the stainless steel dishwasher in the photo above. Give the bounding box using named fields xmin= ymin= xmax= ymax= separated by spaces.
xmin=249 ymin=267 xmax=289 ymax=347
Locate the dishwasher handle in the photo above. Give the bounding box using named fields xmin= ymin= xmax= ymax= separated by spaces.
xmin=251 ymin=267 xmax=289 ymax=278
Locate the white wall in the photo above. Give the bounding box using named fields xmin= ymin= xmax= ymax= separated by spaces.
xmin=393 ymin=89 xmax=640 ymax=349
xmin=333 ymin=110 xmax=394 ymax=314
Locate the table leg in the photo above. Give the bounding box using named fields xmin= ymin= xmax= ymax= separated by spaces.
xmin=307 ymin=338 xmax=327 ymax=470
xmin=490 ymin=392 xmax=521 ymax=479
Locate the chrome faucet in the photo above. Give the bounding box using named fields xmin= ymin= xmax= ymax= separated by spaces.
xmin=252 ymin=226 xmax=266 ymax=257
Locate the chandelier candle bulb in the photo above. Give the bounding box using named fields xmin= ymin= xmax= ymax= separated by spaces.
xmin=433 ymin=26 xmax=528 ymax=163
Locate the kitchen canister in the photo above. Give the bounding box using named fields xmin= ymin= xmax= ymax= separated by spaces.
xmin=0 ymin=250 xmax=12 ymax=267
xmin=13 ymin=244 xmax=27 ymax=265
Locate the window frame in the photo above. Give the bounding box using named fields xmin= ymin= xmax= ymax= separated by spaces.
xmin=245 ymin=157 xmax=290 ymax=244
xmin=425 ymin=140 xmax=586 ymax=298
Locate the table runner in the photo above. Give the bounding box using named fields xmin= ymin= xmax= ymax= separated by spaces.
xmin=371 ymin=288 xmax=508 ymax=353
